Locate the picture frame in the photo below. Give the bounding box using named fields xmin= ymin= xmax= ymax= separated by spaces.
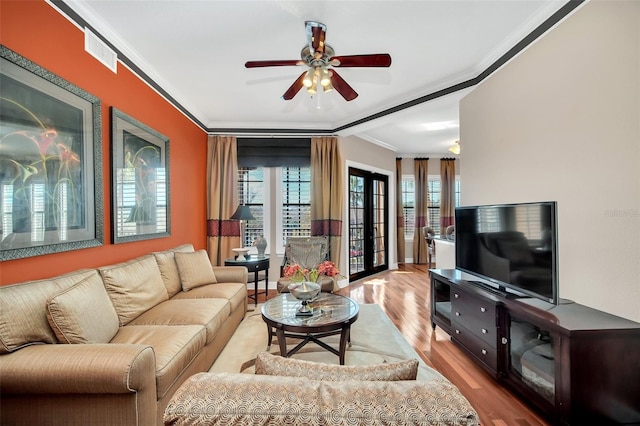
xmin=0 ymin=46 xmax=103 ymax=261
xmin=110 ymin=107 xmax=170 ymax=244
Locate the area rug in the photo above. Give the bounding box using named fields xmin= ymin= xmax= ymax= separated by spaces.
xmin=210 ymin=303 xmax=444 ymax=381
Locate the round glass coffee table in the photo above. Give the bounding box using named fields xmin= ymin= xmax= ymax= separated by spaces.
xmin=261 ymin=292 xmax=359 ymax=365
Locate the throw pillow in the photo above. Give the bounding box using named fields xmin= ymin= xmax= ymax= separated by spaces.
xmin=175 ymin=250 xmax=217 ymax=291
xmin=99 ymin=255 xmax=169 ymax=326
xmin=255 ymin=352 xmax=419 ymax=381
xmin=154 ymin=244 xmax=195 ymax=297
xmin=46 ymin=273 xmax=120 ymax=344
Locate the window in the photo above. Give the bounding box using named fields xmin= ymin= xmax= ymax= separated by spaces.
xmin=401 ymin=178 xmax=415 ymax=239
xmin=278 ymin=166 xmax=311 ymax=248
xmin=401 ymin=175 xmax=461 ymax=238
xmin=237 ymin=166 xmax=310 ymax=253
xmin=237 ymin=167 xmax=265 ymax=247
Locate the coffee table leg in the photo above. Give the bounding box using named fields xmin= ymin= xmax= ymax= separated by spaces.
xmin=266 ymin=324 xmax=273 ymax=350
xmin=276 ymin=327 xmax=287 ymax=357
xmin=339 ymin=325 xmax=351 ymax=365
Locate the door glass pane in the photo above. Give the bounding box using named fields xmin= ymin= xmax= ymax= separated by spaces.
xmin=373 ymin=178 xmax=386 ymax=267
xmin=349 ymin=175 xmax=365 ymax=274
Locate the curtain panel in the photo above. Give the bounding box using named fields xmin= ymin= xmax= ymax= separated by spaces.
xmin=310 ymin=137 xmax=344 ymax=269
xmin=206 ymin=135 xmax=239 ymax=265
xmin=440 ymin=158 xmax=456 ymax=234
xmin=395 ymin=158 xmax=405 ymax=263
xmin=412 ymin=158 xmax=429 ymax=264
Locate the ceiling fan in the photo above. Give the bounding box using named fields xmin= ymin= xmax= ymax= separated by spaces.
xmin=244 ymin=21 xmax=391 ymax=102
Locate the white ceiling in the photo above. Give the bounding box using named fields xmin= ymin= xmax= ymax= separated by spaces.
xmin=60 ymin=0 xmax=571 ymax=156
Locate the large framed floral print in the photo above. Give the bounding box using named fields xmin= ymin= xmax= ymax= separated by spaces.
xmin=110 ymin=107 xmax=170 ymax=244
xmin=0 ymin=46 xmax=103 ymax=261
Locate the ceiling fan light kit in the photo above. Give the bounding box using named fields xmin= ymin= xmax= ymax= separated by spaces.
xmin=245 ymin=21 xmax=391 ymax=102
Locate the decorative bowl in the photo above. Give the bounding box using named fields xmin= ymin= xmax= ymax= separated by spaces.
xmin=232 ymin=248 xmax=249 ymax=260
xmin=288 ymin=281 xmax=321 ymax=301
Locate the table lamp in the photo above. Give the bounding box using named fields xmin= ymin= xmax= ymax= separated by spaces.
xmin=230 ymin=204 xmax=255 ymax=256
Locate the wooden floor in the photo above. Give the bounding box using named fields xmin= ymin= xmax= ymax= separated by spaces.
xmin=255 ymin=263 xmax=550 ymax=426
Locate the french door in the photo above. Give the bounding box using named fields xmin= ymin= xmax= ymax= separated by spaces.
xmin=348 ymin=168 xmax=388 ymax=281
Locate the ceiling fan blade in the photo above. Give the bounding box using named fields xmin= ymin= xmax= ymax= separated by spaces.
xmin=245 ymin=60 xmax=301 ymax=68
xmin=305 ymin=21 xmax=327 ymax=56
xmin=282 ymin=72 xmax=306 ymax=100
xmin=330 ymin=54 xmax=392 ymax=68
xmin=330 ymin=70 xmax=358 ymax=101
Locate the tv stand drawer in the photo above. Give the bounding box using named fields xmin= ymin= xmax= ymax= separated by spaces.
xmin=451 ymin=288 xmax=498 ymax=347
xmin=452 ymin=323 xmax=498 ymax=373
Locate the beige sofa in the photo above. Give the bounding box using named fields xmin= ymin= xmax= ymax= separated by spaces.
xmin=0 ymin=244 xmax=248 ymax=426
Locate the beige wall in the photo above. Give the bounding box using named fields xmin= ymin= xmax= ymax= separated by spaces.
xmin=460 ymin=1 xmax=640 ymax=321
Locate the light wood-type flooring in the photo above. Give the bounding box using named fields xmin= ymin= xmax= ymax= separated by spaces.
xmin=254 ymin=263 xmax=550 ymax=426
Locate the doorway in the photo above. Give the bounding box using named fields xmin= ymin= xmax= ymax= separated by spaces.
xmin=348 ymin=168 xmax=388 ymax=281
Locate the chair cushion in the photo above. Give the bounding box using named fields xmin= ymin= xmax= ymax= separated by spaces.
xmin=255 ymin=352 xmax=419 ymax=381
xmin=171 ymin=283 xmax=247 ymax=313
xmin=154 ymin=244 xmax=195 ymax=297
xmin=285 ymin=236 xmax=328 ymax=270
xmin=46 ymin=273 xmax=120 ymax=344
xmin=175 ymin=250 xmax=217 ymax=291
xmin=128 ymin=298 xmax=231 ymax=344
xmin=99 ymin=255 xmax=169 ymax=326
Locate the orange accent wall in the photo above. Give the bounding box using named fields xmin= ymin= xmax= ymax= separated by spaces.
xmin=0 ymin=1 xmax=208 ymax=285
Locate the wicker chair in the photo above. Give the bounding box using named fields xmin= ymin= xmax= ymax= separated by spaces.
xmin=277 ymin=236 xmax=335 ymax=293
xmin=423 ymin=226 xmax=436 ymax=268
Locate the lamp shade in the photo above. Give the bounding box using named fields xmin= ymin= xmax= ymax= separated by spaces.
xmin=230 ymin=204 xmax=255 ymax=221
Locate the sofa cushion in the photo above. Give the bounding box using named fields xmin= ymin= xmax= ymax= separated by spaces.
xmin=175 ymin=250 xmax=217 ymax=291
xmin=255 ymin=352 xmax=419 ymax=381
xmin=128 ymin=298 xmax=231 ymax=344
xmin=164 ymin=372 xmax=480 ymax=426
xmin=0 ymin=269 xmax=97 ymax=354
xmin=154 ymin=244 xmax=195 ymax=298
xmin=111 ymin=324 xmax=206 ymax=400
xmin=171 ymin=283 xmax=246 ymax=313
xmin=46 ymin=273 xmax=120 ymax=344
xmin=99 ymin=255 xmax=169 ymax=326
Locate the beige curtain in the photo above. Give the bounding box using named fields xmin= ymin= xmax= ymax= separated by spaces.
xmin=395 ymin=158 xmax=405 ymax=263
xmin=310 ymin=137 xmax=343 ymax=268
xmin=412 ymin=158 xmax=429 ymax=264
xmin=440 ymin=158 xmax=456 ymax=234
xmin=206 ymin=135 xmax=238 ymax=266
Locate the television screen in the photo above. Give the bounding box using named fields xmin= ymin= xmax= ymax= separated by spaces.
xmin=455 ymin=201 xmax=558 ymax=304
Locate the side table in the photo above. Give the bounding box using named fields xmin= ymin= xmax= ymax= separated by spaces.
xmin=224 ymin=256 xmax=269 ymax=306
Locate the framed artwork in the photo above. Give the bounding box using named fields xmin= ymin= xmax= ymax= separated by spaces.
xmin=110 ymin=107 xmax=170 ymax=244
xmin=0 ymin=46 xmax=103 ymax=261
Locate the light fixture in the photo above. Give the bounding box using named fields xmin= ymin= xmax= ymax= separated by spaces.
xmin=448 ymin=140 xmax=461 ymax=155
xmin=230 ymin=204 xmax=255 ymax=247
xmin=320 ymin=68 xmax=332 ymax=87
xmin=302 ymin=69 xmax=314 ymax=88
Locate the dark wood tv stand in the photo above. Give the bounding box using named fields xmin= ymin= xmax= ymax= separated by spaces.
xmin=430 ymin=269 xmax=640 ymax=425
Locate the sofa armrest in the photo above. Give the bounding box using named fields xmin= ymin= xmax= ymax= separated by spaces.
xmin=0 ymin=343 xmax=155 ymax=394
xmin=212 ymin=266 xmax=247 ymax=284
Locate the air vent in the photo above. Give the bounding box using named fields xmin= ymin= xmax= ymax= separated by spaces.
xmin=84 ymin=28 xmax=117 ymax=73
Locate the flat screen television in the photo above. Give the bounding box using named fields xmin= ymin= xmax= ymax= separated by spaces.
xmin=455 ymin=201 xmax=558 ymax=305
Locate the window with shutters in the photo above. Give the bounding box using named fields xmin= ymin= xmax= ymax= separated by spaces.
xmin=277 ymin=166 xmax=311 ymax=250
xmin=237 ymin=167 xmax=265 ymax=248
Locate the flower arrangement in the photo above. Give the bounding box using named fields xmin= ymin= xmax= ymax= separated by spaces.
xmin=283 ymin=260 xmax=340 ymax=283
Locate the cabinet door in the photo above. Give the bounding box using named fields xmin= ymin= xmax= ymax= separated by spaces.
xmin=506 ymin=313 xmax=557 ymax=415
